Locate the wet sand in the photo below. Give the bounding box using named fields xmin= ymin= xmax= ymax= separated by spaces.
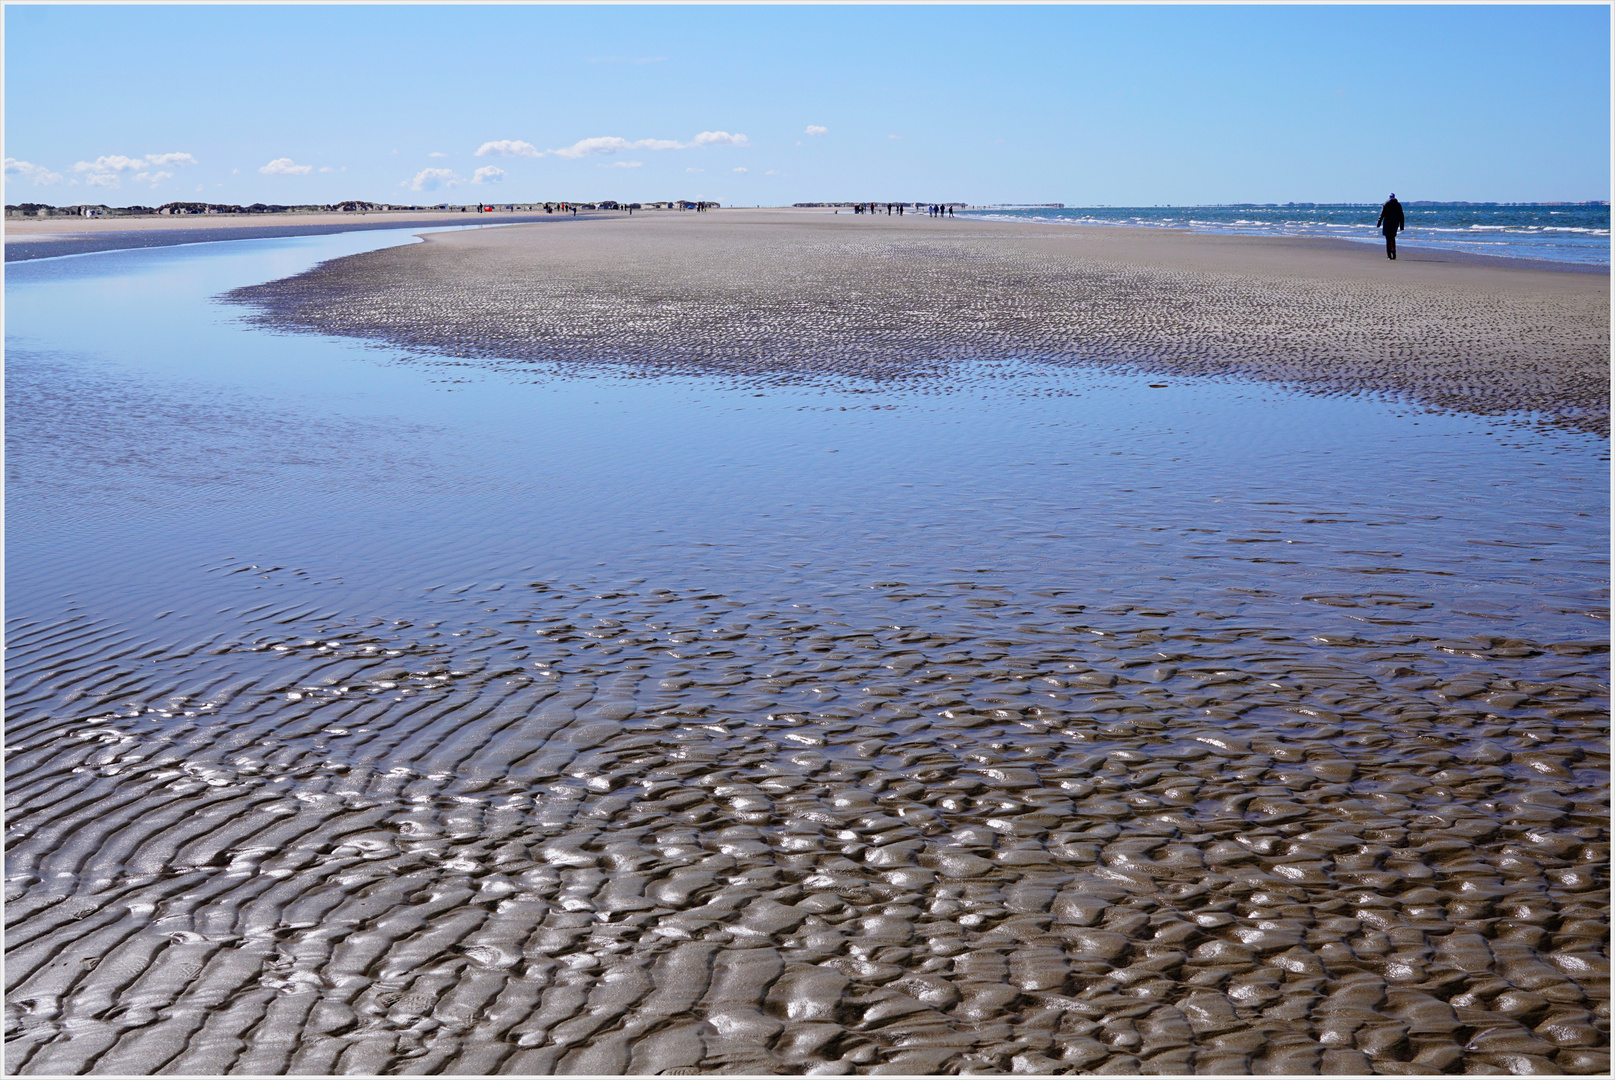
xmin=6 ymin=224 xmax=1609 ymax=1076
xmin=3 ymin=210 xmax=580 ymax=263
xmin=229 ymin=210 xmax=1611 ymax=435
xmin=7 ymin=574 xmax=1608 ymax=1076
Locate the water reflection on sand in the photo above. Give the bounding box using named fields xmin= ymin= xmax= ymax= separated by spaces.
xmin=6 ymin=232 xmax=1608 ymax=1076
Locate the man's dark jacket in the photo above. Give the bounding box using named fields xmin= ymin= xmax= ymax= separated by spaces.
xmin=1377 ymin=199 xmax=1405 ymax=235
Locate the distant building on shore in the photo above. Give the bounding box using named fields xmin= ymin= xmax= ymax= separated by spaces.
xmin=4 ymin=200 xmax=503 ymax=218
xmin=793 ymin=202 xmax=979 ymax=210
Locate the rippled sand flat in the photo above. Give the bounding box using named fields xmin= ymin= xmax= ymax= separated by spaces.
xmin=6 ymin=224 xmax=1609 ymax=1075
xmin=228 ymin=211 xmax=1610 ymax=435
xmin=6 ymin=571 xmax=1608 ymax=1075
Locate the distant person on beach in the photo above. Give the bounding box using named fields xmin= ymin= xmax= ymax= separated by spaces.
xmin=1377 ymin=194 xmax=1405 ymax=260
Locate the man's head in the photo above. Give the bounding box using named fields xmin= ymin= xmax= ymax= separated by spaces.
xmin=1389 ymin=193 xmax=1397 ymax=200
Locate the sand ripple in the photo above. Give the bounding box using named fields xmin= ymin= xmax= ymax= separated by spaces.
xmin=226 ymin=214 xmax=1611 ymax=435
xmin=7 ymin=574 xmax=1607 ymax=1074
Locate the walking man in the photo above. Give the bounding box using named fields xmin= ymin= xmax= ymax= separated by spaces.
xmin=1376 ymin=193 xmax=1404 ymax=260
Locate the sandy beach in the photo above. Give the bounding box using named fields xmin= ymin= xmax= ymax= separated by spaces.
xmin=3 ymin=209 xmax=576 ymax=262
xmin=230 ymin=209 xmax=1610 ymax=435
xmin=6 ymin=214 xmax=1608 ymax=1075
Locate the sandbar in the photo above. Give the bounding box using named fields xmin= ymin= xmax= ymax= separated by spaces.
xmin=230 ymin=209 xmax=1611 ymax=436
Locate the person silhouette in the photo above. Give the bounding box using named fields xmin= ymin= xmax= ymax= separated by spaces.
xmin=1376 ymin=193 xmax=1405 ymax=260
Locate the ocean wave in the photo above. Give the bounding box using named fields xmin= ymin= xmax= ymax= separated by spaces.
xmin=957 ymin=207 xmax=1610 ymax=266
xmin=1412 ymin=225 xmax=1612 ymax=236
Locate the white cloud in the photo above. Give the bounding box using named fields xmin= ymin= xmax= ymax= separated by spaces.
xmin=130 ymin=170 xmax=174 ymax=187
xmin=405 ymin=167 xmax=461 ymax=192
xmin=599 ymin=160 xmax=643 ymax=169
xmin=319 ymin=166 xmax=335 ymax=173
xmin=553 ymin=135 xmax=685 ymax=158
xmin=546 ymin=132 xmax=750 ymax=160
xmin=554 ymin=136 xmax=633 ymax=159
xmin=4 ymin=158 xmax=63 ymax=185
xmin=765 ymin=169 xmax=785 ymax=176
xmin=564 ymin=134 xmax=728 ymax=158
xmin=472 ymin=165 xmax=506 ymax=184
xmin=475 ymin=140 xmax=542 ymax=158
xmin=686 ymin=167 xmax=704 ymax=173
xmin=805 ymin=125 xmax=828 ymax=136
xmin=260 ymin=157 xmax=312 ymax=175
xmin=428 ymin=151 xmax=448 ymax=158
xmin=887 ymin=134 xmax=901 ymax=140
xmin=75 ymin=154 xmax=145 ymax=174
xmin=732 ymin=167 xmax=748 ymax=174
xmin=69 ymin=152 xmax=196 ymax=188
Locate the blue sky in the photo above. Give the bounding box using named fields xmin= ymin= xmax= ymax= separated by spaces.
xmin=5 ymin=4 xmax=1609 ymax=207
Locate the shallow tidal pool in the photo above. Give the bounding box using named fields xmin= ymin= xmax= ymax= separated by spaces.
xmin=6 ymin=229 xmax=1608 ymax=1075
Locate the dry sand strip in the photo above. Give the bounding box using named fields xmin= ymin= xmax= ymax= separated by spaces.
xmin=2 ymin=210 xmax=601 ymax=262
xmin=228 ymin=210 xmax=1611 ymax=437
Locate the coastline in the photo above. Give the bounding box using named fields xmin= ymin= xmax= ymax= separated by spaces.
xmin=960 ymin=219 xmax=1611 ymax=277
xmin=2 ymin=208 xmax=608 ymax=262
xmin=224 ymin=209 xmax=1611 ymax=436
xmin=958 ymin=209 xmax=1612 ymax=274
xmin=8 ymin=205 xmax=1609 ymax=274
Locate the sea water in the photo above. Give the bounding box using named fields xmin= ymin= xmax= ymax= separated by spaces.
xmin=6 ymin=228 xmax=1606 ymax=645
xmin=963 ymin=203 xmax=1611 ymax=266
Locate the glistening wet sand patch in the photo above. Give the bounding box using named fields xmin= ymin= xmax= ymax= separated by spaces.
xmin=5 ymin=568 xmax=1609 ymax=1076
